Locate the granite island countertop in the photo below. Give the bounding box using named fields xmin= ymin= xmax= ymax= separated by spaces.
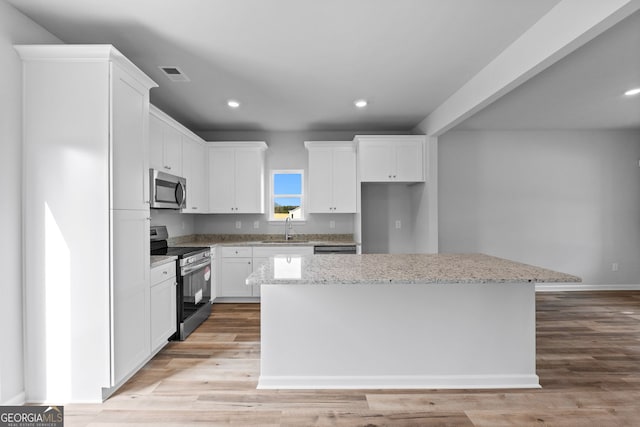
xmin=246 ymin=253 xmax=581 ymax=285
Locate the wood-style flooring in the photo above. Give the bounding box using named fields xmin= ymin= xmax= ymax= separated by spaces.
xmin=65 ymin=291 xmax=640 ymax=426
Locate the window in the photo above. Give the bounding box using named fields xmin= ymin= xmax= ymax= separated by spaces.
xmin=270 ymin=170 xmax=304 ymax=221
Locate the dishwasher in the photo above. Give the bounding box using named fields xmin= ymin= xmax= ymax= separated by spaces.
xmin=313 ymin=245 xmax=357 ymax=254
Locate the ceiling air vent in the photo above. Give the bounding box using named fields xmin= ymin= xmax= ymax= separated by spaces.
xmin=159 ymin=66 xmax=190 ymax=82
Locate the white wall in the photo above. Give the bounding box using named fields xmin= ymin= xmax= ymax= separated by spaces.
xmin=195 ymin=130 xmax=410 ymax=236
xmin=361 ymin=183 xmax=418 ymax=253
xmin=439 ymin=130 xmax=640 ymax=285
xmin=0 ymin=0 xmax=61 ymax=404
xmin=150 ymin=209 xmax=195 ymax=238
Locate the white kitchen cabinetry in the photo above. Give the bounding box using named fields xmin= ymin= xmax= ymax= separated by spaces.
xmin=150 ymin=105 xmax=183 ymax=176
xmin=208 ymin=142 xmax=267 ymax=213
xmin=17 ymin=45 xmax=157 ymax=403
xmin=305 ymin=141 xmax=356 ymax=213
xmin=355 ymin=135 xmax=425 ymax=182
xmin=150 ymin=262 xmax=177 ymax=353
xmin=218 ymin=246 xmax=314 ymax=300
xmin=219 ymin=247 xmax=254 ymax=297
xmin=182 ymin=135 xmax=208 ymax=213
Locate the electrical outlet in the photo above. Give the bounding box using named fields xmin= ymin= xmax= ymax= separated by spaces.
xmin=395 ymin=220 xmax=401 ymax=229
xmin=329 ymin=220 xmax=335 ymax=229
xmin=253 ymin=220 xmax=260 ymax=229
xmin=235 ymin=221 xmax=241 ymax=229
xmin=612 ymin=262 xmax=619 ymax=272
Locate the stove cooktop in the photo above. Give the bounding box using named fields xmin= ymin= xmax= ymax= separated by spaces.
xmin=151 ymin=246 xmax=209 ymax=258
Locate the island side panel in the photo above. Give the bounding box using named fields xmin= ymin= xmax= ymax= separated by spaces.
xmin=259 ymin=282 xmax=539 ymax=389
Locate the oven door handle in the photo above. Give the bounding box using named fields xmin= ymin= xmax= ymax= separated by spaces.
xmin=181 ymin=258 xmax=211 ymax=276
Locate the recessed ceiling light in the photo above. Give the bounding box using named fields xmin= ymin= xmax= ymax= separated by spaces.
xmin=354 ymin=99 xmax=368 ymax=108
xmin=227 ymin=100 xmax=241 ymax=108
xmin=624 ymin=88 xmax=640 ymax=96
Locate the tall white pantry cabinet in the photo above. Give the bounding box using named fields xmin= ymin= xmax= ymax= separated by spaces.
xmin=16 ymin=45 xmax=157 ymax=403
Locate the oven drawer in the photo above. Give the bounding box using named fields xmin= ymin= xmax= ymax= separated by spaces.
xmin=221 ymin=246 xmax=253 ymax=258
xmin=151 ymin=262 xmax=176 ymax=285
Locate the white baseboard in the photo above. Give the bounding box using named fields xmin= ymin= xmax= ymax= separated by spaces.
xmin=258 ymin=374 xmax=541 ymax=390
xmin=536 ymin=283 xmax=640 ymax=292
xmin=2 ymin=391 xmax=26 ymax=405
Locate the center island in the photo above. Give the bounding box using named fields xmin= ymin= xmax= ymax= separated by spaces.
xmin=246 ymin=253 xmax=580 ymax=390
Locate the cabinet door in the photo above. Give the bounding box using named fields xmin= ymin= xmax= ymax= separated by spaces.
xmin=235 ymin=149 xmax=264 ymax=213
xmin=111 ymin=64 xmax=150 ymax=210
xmin=112 ymin=209 xmax=150 ymax=384
xmin=359 ymin=142 xmax=393 ymax=182
xmin=394 ymin=140 xmax=424 ymax=182
xmin=331 ymin=147 xmax=357 ymax=212
xmin=219 ymin=257 xmax=253 ymax=297
xmin=208 ymin=148 xmax=236 ymax=213
xmin=163 ymin=125 xmax=183 ymax=176
xmin=307 ymin=148 xmax=333 ymax=213
xmin=149 ymin=114 xmax=164 ymax=172
xmin=150 ymin=278 xmax=177 ymax=351
xmin=182 ymin=137 xmax=207 ymax=213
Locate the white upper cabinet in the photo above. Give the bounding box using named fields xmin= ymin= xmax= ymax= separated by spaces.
xmin=355 ymin=135 xmax=425 ymax=182
xmin=111 ymin=65 xmax=150 ymax=210
xmin=182 ymin=135 xmax=207 ymax=213
xmin=149 ymin=105 xmax=183 ymax=176
xmin=207 ymin=142 xmax=267 ymax=214
xmin=305 ymin=141 xmax=356 ymax=213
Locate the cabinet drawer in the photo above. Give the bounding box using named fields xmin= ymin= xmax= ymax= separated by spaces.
xmin=151 ymin=262 xmax=177 ymax=285
xmin=221 ymin=246 xmax=253 ymax=258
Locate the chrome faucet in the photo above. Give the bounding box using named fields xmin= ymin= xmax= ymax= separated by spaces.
xmin=284 ymin=215 xmax=293 ymax=240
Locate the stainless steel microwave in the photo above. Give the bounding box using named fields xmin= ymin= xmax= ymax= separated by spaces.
xmin=149 ymin=169 xmax=186 ymax=209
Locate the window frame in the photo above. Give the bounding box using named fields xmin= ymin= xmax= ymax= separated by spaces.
xmin=269 ymin=169 xmax=305 ymax=222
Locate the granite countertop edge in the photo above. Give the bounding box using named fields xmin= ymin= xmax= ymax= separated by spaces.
xmin=245 ymin=253 xmax=582 ymax=286
xmin=150 ymin=255 xmax=177 ymax=268
xmin=246 ymin=277 xmax=582 ymax=285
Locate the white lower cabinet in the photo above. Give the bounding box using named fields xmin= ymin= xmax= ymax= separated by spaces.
xmin=112 ymin=210 xmax=151 ymax=385
xmin=220 ymin=247 xmax=254 ymax=297
xmin=150 ymin=262 xmax=177 ymax=352
xmin=217 ymin=246 xmax=314 ymax=300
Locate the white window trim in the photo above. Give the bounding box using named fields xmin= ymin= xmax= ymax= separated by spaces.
xmin=269 ymin=169 xmax=305 ymax=222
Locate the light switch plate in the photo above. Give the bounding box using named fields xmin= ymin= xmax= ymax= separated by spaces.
xmin=235 ymin=221 xmax=241 ymax=229
xmin=253 ymin=220 xmax=260 ymax=229
xmin=395 ymin=220 xmax=401 ymax=229
xmin=329 ymin=220 xmax=335 ymax=229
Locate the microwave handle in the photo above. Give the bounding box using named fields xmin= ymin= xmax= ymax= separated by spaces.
xmin=175 ymin=181 xmax=186 ymax=207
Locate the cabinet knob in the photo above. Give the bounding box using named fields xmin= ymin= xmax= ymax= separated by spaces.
xmin=162 ymin=271 xmax=168 ymax=275
xmin=393 ymin=175 xmax=397 ymax=178
xmin=193 ymin=206 xmax=198 ymax=210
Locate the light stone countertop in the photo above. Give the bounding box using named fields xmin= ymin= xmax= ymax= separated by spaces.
xmin=246 ymin=253 xmax=581 ymax=285
xmin=150 ymin=255 xmax=177 ymax=268
xmin=169 ymin=234 xmax=357 ymax=248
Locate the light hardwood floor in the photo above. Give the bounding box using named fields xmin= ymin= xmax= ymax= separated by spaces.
xmin=65 ymin=291 xmax=640 ymax=426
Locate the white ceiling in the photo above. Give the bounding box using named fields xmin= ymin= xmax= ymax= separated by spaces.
xmin=456 ymin=9 xmax=640 ymax=131
xmin=7 ymin=0 xmax=638 ymax=133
